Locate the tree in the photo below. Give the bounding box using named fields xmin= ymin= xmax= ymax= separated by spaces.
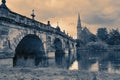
xmin=97 ymin=28 xmax=108 ymax=42
xmin=107 ymin=29 xmax=120 ymax=45
xmin=89 ymin=34 xmax=97 ymax=42
xmin=86 ymin=41 xmax=108 ymax=51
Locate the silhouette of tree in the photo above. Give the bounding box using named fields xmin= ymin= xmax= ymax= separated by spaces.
xmin=107 ymin=29 xmax=120 ymax=45
xmin=97 ymin=28 xmax=108 ymax=42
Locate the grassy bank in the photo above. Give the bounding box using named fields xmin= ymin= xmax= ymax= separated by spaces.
xmin=0 ymin=68 xmax=120 ymax=80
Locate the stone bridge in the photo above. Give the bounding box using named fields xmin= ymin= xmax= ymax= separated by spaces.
xmin=0 ymin=0 xmax=76 ymax=68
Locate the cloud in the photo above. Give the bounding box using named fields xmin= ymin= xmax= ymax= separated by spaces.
xmin=1 ymin=0 xmax=120 ymax=38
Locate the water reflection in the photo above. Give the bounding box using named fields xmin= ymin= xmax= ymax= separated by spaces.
xmin=69 ymin=61 xmax=78 ymax=70
xmin=71 ymin=51 xmax=120 ymax=74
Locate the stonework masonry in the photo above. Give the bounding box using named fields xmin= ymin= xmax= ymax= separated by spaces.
xmin=0 ymin=0 xmax=76 ymax=68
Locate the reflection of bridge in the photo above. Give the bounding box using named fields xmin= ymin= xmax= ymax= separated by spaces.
xmin=0 ymin=0 xmax=76 ymax=68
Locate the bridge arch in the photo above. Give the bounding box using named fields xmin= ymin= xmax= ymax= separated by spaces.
xmin=13 ymin=34 xmax=46 ymax=67
xmin=54 ymin=38 xmax=62 ymax=50
xmin=53 ymin=38 xmax=65 ymax=66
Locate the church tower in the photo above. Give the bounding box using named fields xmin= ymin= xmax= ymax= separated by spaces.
xmin=77 ymin=13 xmax=82 ymax=39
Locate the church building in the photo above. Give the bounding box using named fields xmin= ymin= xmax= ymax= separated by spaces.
xmin=77 ymin=14 xmax=96 ymax=45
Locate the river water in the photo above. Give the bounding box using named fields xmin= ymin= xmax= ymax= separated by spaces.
xmin=70 ymin=51 xmax=120 ymax=74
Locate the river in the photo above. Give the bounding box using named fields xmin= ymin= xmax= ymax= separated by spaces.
xmin=70 ymin=51 xmax=120 ymax=74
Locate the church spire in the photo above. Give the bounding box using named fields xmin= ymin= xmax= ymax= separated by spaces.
xmin=77 ymin=13 xmax=81 ymax=28
xmin=77 ymin=13 xmax=82 ymax=39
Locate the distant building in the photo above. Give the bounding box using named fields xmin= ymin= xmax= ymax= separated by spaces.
xmin=77 ymin=14 xmax=96 ymax=45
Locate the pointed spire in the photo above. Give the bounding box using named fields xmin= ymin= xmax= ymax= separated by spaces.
xmin=77 ymin=13 xmax=82 ymax=39
xmin=77 ymin=13 xmax=81 ymax=28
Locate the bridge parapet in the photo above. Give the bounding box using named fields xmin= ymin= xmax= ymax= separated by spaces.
xmin=0 ymin=9 xmax=75 ymax=41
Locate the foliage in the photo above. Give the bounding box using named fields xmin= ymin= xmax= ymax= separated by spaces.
xmin=96 ymin=28 xmax=120 ymax=45
xmin=86 ymin=41 xmax=108 ymax=51
xmin=107 ymin=29 xmax=120 ymax=45
xmin=97 ymin=28 xmax=108 ymax=42
xmin=89 ymin=34 xmax=97 ymax=42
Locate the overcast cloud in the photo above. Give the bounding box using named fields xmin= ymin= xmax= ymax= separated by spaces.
xmin=1 ymin=0 xmax=120 ymax=38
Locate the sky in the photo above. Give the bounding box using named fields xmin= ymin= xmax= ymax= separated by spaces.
xmin=1 ymin=0 xmax=120 ymax=38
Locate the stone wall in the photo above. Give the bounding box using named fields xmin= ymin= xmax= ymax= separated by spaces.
xmin=0 ymin=58 xmax=13 ymax=68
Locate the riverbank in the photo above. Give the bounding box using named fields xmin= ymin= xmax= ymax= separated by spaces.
xmin=0 ymin=68 xmax=120 ymax=80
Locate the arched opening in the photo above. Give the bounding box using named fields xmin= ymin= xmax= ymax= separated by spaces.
xmin=53 ymin=38 xmax=65 ymax=66
xmin=13 ymin=34 xmax=46 ymax=67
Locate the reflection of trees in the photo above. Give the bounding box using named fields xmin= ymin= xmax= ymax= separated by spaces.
xmin=107 ymin=29 xmax=120 ymax=45
xmin=99 ymin=60 xmax=109 ymax=72
xmin=78 ymin=59 xmax=96 ymax=70
xmin=77 ymin=51 xmax=110 ymax=71
xmin=77 ymin=51 xmax=97 ymax=70
xmin=109 ymin=51 xmax=120 ymax=71
xmin=77 ymin=51 xmax=109 ymax=60
xmin=77 ymin=50 xmax=120 ymax=72
xmin=109 ymin=51 xmax=120 ymax=61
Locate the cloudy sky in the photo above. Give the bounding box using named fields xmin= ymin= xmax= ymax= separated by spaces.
xmin=1 ymin=0 xmax=120 ymax=38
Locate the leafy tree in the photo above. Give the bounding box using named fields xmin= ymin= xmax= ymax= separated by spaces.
xmin=97 ymin=28 xmax=108 ymax=42
xmin=89 ymin=34 xmax=97 ymax=42
xmin=107 ymin=29 xmax=120 ymax=45
xmin=86 ymin=41 xmax=108 ymax=51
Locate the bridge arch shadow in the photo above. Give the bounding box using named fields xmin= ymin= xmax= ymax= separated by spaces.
xmin=13 ymin=34 xmax=47 ymax=67
xmin=53 ymin=38 xmax=65 ymax=66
